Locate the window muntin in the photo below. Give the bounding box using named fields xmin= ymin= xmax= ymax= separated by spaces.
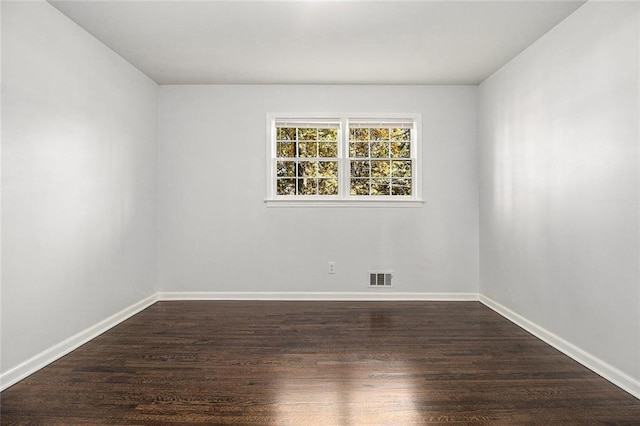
xmin=268 ymin=115 xmax=421 ymax=205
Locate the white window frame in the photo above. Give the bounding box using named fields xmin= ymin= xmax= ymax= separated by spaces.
xmin=265 ymin=113 xmax=423 ymax=208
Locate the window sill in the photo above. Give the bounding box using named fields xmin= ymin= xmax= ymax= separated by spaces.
xmin=264 ymin=198 xmax=424 ymax=208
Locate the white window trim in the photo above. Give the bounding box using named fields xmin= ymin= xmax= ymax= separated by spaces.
xmin=265 ymin=112 xmax=424 ymax=208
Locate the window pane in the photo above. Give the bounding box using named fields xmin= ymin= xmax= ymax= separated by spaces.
xmin=350 ymin=160 xmax=370 ymax=178
xmin=298 ymin=142 xmax=317 ymax=158
xmin=276 ymin=161 xmax=296 ymax=177
xmin=371 ymin=179 xmax=391 ymax=195
xmin=318 ymin=178 xmax=338 ymax=195
xmin=390 ymin=142 xmax=410 ymax=158
xmin=349 ymin=142 xmax=369 ymax=158
xmin=277 ymin=128 xmax=296 ymax=141
xmin=277 ymin=178 xmax=296 ymax=195
xmin=298 ymin=128 xmax=317 ymax=141
xmin=370 ymin=128 xmax=390 ymax=141
xmin=319 ymin=161 xmax=338 ymax=177
xmin=370 ymin=141 xmax=390 ymax=158
xmin=390 ymin=128 xmax=410 ymax=141
xmin=391 ymin=160 xmax=412 ymax=178
xmin=277 ymin=142 xmax=296 ymax=158
xmin=318 ymin=142 xmax=338 ymax=158
xmin=318 ymin=128 xmax=338 ymax=141
xmin=391 ymin=178 xmax=412 ymax=196
xmin=350 ymin=128 xmax=369 ymax=141
xmin=298 ymin=161 xmax=318 ymax=178
xmin=298 ymin=178 xmax=317 ymax=195
xmin=371 ymin=160 xmax=390 ymax=177
xmin=350 ymin=178 xmax=370 ymax=195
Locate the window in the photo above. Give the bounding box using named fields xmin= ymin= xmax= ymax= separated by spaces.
xmin=266 ymin=114 xmax=422 ymax=207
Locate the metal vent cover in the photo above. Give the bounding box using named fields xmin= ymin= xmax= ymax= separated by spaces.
xmin=369 ymin=271 xmax=393 ymax=287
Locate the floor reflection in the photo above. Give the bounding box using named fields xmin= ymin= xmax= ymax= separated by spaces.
xmin=3 ymin=301 xmax=640 ymax=424
xmin=274 ymin=358 xmax=421 ymax=425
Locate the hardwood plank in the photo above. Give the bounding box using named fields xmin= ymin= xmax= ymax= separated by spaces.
xmin=2 ymin=301 xmax=639 ymax=424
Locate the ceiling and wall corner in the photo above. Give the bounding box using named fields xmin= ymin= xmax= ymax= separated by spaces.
xmin=47 ymin=0 xmax=586 ymax=85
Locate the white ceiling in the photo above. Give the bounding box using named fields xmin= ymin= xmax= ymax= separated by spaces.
xmin=48 ymin=0 xmax=586 ymax=85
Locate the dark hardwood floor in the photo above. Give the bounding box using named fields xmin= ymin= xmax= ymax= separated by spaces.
xmin=2 ymin=301 xmax=639 ymax=424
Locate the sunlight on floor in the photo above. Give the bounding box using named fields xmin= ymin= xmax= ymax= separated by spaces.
xmin=274 ymin=360 xmax=422 ymax=424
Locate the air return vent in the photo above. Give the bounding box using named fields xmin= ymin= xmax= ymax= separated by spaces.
xmin=369 ymin=271 xmax=393 ymax=287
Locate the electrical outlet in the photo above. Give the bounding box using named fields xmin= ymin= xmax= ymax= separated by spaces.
xmin=328 ymin=261 xmax=336 ymax=274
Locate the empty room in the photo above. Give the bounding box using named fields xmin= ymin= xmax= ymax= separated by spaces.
xmin=1 ymin=0 xmax=640 ymax=423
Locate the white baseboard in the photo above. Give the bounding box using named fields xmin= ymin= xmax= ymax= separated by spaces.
xmin=157 ymin=291 xmax=479 ymax=301
xmin=0 ymin=293 xmax=158 ymax=391
xmin=479 ymin=294 xmax=640 ymax=400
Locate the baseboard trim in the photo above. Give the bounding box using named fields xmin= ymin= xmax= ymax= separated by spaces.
xmin=0 ymin=293 xmax=159 ymax=391
xmin=157 ymin=291 xmax=479 ymax=301
xmin=479 ymin=294 xmax=640 ymax=400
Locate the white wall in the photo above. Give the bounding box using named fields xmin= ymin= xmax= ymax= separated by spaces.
xmin=158 ymin=85 xmax=478 ymax=295
xmin=479 ymin=0 xmax=640 ymax=384
xmin=1 ymin=1 xmax=158 ymax=373
xmin=2 ymin=0 xmax=638 ymax=401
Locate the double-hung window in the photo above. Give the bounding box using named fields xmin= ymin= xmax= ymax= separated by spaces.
xmin=266 ymin=114 xmax=422 ymax=207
